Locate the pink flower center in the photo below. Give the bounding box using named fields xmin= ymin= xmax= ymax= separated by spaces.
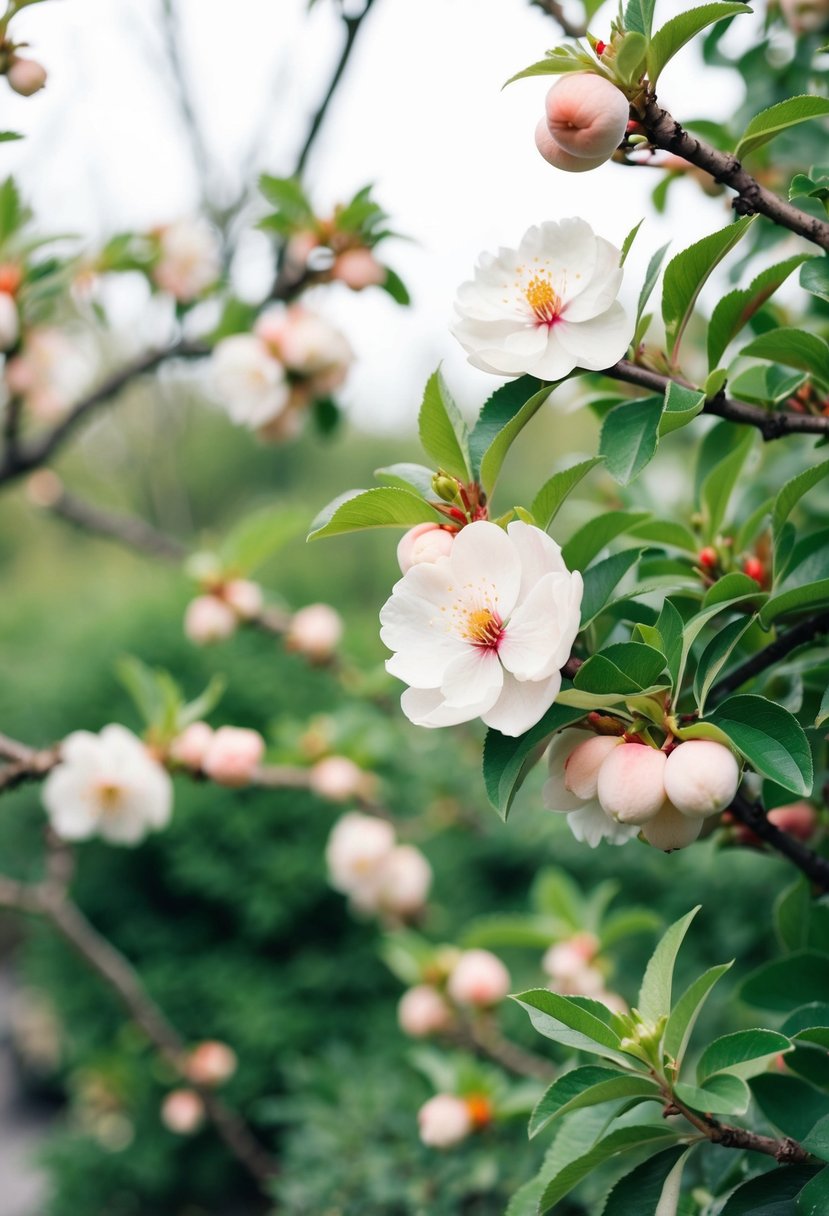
xmin=524 ymin=274 xmax=562 ymax=327
xmin=462 ymin=607 xmax=504 ymax=650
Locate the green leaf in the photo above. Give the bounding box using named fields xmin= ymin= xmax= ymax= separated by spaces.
xmin=775 ymin=879 xmax=813 ymax=953
xmin=624 ymin=0 xmax=657 ymax=37
xmin=0 ymin=177 xmax=23 ymax=243
xmin=0 ymin=131 xmax=22 ymax=143
xmin=636 ymin=241 xmax=671 ymax=332
xmin=562 ymin=510 xmax=651 ymax=571
xmin=751 ymin=1073 xmax=829 ymax=1140
xmin=802 ymin=1120 xmax=829 ymax=1162
xmin=773 ymin=461 xmax=829 ymax=548
xmin=476 ymin=381 xmax=554 ymax=495
xmin=741 ymin=330 xmax=829 ymax=387
xmin=616 ymin=31 xmax=648 ymax=83
xmin=482 ymin=703 xmax=586 ymax=820
xmin=707 ymin=255 xmax=813 ymax=370
xmin=178 ymin=674 xmax=226 ymax=730
xmin=730 ymin=365 xmax=808 ymax=406
xmin=258 ymin=174 xmax=313 ymax=223
xmin=760 ymin=581 xmax=829 ymax=628
xmin=798 ymin=1167 xmax=829 ymax=1215
xmin=529 ymin=1066 xmax=660 ymax=1138
xmin=418 ymin=370 xmax=471 ymax=482
xmin=638 ymin=907 xmax=701 ymax=1026
xmin=538 ymin=1125 xmax=682 ymax=1214
xmin=218 ymin=506 xmax=305 ymax=574
xmin=647 ymin=4 xmax=752 ymax=87
xmin=673 ymin=1073 xmax=751 ymax=1115
xmin=720 ymin=1165 xmax=822 ymax=1215
xmin=735 ymin=96 xmax=829 ymax=161
xmin=116 ymin=656 xmax=171 ymax=730
xmin=741 ymin=952 xmax=829 ymax=1012
xmin=580 ymin=550 xmax=644 ymax=626
xmin=574 ymin=642 xmax=668 ymax=696
xmin=532 ymin=458 xmax=604 ymax=531
xmin=603 ymin=1147 xmax=690 ymax=1216
xmin=503 ymin=48 xmax=593 ymax=87
xmin=801 ymin=259 xmax=829 ymax=305
xmin=700 ymin=430 xmax=755 ymax=542
xmin=629 ymin=518 xmax=698 ymax=552
xmin=380 ymin=266 xmax=411 ymax=305
xmin=513 ymin=989 xmax=634 ymax=1064
xmin=600 ymin=397 xmax=664 ymax=484
xmin=620 ymin=218 xmax=644 ymax=266
xmin=374 ymin=462 xmax=436 ymax=496
xmin=697 ymin=1029 xmax=792 ymax=1082
xmin=662 ymin=962 xmax=733 ymax=1069
xmin=704 ymin=694 xmax=812 ymax=795
xmin=308 ymin=488 xmax=443 ymax=540
xmin=662 ymin=216 xmax=756 ymax=359
xmin=693 ymin=617 xmax=753 ymax=714
xmin=659 ymin=382 xmax=706 ymax=435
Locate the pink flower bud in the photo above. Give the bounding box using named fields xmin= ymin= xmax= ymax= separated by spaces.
xmin=544 ymin=74 xmax=629 ymax=161
xmin=169 ymin=722 xmax=214 ymax=769
xmin=663 ymin=740 xmax=740 ymax=819
xmin=201 ymin=726 xmax=265 ymax=787
xmin=768 ymin=801 xmax=818 ymax=841
xmin=253 ymin=306 xmax=286 ymax=354
xmin=161 ymin=1089 xmax=204 ymax=1135
xmin=223 ymin=579 xmax=263 ymax=620
xmin=333 ymin=248 xmax=386 ymax=290
xmin=398 ymin=985 xmax=453 ymax=1037
xmin=397 ymin=523 xmax=456 ymax=574
xmin=186 ymin=1041 xmax=237 ymax=1087
xmin=596 ymin=743 xmax=667 ymax=824
xmin=286 ymin=603 xmax=344 ymax=661
xmin=7 ymin=56 xmax=47 ymax=97
xmin=0 ymin=291 xmax=19 ymax=351
xmin=535 ymin=119 xmax=607 ymax=172
xmin=184 ymin=595 xmax=237 ymax=645
xmin=417 ymin=1093 xmax=472 ymax=1148
xmin=285 ymin=230 xmax=320 ymax=269
xmin=564 ymin=735 xmax=621 ymax=800
xmin=309 ymin=755 xmax=366 ymax=801
xmin=641 ymin=800 xmax=703 ymax=852
xmin=447 ymin=949 xmax=510 ymax=1008
xmin=326 ymin=811 xmax=396 ymax=893
xmin=543 ymin=932 xmax=600 ymax=987
xmin=373 ymin=844 xmax=432 ymax=917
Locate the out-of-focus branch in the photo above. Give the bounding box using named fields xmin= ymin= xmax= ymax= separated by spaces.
xmin=709 ymin=614 xmax=829 ymax=705
xmin=0 ymin=734 xmax=59 ymax=793
xmin=636 ymin=96 xmax=829 ymax=252
xmin=531 ymin=0 xmax=587 ymax=39
xmin=729 ymin=790 xmax=829 ymax=893
xmin=31 ymin=477 xmax=189 ymax=563
xmin=456 ymin=1012 xmax=557 ymax=1082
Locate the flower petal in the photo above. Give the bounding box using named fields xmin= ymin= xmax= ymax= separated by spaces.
xmin=440 ymin=646 xmax=503 ymax=709
xmin=567 ymin=801 xmax=638 ymax=848
xmin=449 ymin=522 xmax=522 ymax=619
xmin=542 ymin=732 xmax=585 ymax=812
xmin=401 ymin=686 xmax=486 ymax=729
xmin=481 ymin=669 xmax=562 ymax=737
xmin=556 ymin=302 xmax=633 ymax=371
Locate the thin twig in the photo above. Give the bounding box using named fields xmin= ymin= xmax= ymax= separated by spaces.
xmin=530 ymin=0 xmax=587 ymax=39
xmin=664 ymin=1085 xmax=812 ymax=1165
xmin=636 ymin=96 xmax=829 ymax=252
xmin=457 ymin=1012 xmax=557 ymax=1082
xmin=709 ymin=614 xmax=829 ymax=705
xmin=41 ymin=485 xmax=189 ymax=564
xmin=729 ymin=790 xmax=829 ymax=893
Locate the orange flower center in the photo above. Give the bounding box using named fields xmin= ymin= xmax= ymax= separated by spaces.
xmin=524 ymin=274 xmax=561 ymax=325
xmin=462 ymin=607 xmax=503 ymax=649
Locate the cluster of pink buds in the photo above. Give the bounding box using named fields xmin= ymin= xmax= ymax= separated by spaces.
xmin=170 ymin=723 xmax=265 ymax=788
xmin=183 ymin=570 xmax=264 ymax=646
xmin=542 ymin=932 xmax=626 ymax=1012
xmin=325 ymin=812 xmax=432 ymax=920
xmin=397 ymin=947 xmax=511 ymax=1039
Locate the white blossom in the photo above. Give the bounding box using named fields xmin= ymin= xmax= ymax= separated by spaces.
xmin=543 ymin=732 xmax=638 ymax=848
xmin=211 ymin=334 xmax=290 ymax=429
xmin=153 ymin=218 xmax=220 ymax=302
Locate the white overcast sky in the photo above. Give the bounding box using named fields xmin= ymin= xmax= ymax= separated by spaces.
xmin=2 ymin=0 xmax=759 ymax=429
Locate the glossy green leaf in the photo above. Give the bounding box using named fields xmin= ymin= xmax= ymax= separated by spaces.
xmin=704 ymin=694 xmax=812 ymax=795
xmin=514 ymin=989 xmax=635 ymax=1066
xmin=741 ymin=952 xmax=829 ymax=1012
xmin=580 ymin=550 xmax=644 ymax=626
xmin=707 ymin=255 xmax=813 ymax=370
xmin=773 ymin=461 xmax=829 ymax=548
xmin=735 ymin=96 xmax=829 ymax=161
xmin=776 ymin=879 xmax=813 ymax=953
xmin=374 ymin=462 xmax=436 ymax=496
xmin=574 ymin=643 xmax=668 ymax=696
xmin=616 ymin=31 xmax=648 ymax=83
xmin=503 ymin=48 xmax=593 ymax=87
xmin=697 ymin=1028 xmax=792 ymax=1082
xmin=659 ymin=382 xmax=706 ymax=435
xmin=639 ymin=907 xmax=701 ymax=1026
xmin=624 ymin=0 xmax=657 ymax=37
xmin=532 ymin=457 xmax=604 ymax=531
xmin=730 ymin=365 xmax=808 ymax=406
xmin=538 ymin=1125 xmax=682 ymax=1214
xmin=802 ymin=1119 xmax=829 ymax=1163
xmin=418 ymin=369 xmax=470 ymax=482
xmin=674 ymin=1073 xmax=751 ymax=1115
xmin=647 ymin=3 xmax=751 ymax=86
xmin=482 ymin=703 xmax=586 ymax=820
xmin=662 ymin=962 xmax=733 ymax=1070
xmin=308 ymin=488 xmax=443 ymax=540
xmin=751 ymin=1073 xmax=829 ymax=1140
xmin=700 ymin=428 xmax=754 ymax=542
xmin=603 ymin=1147 xmax=690 ymax=1216
xmin=477 ymin=382 xmax=555 ymax=495
xmin=529 ymin=1066 xmax=659 ymax=1138
xmin=720 ymin=1165 xmax=821 ymax=1215
xmin=637 ymin=241 xmax=671 ymax=329
xmin=798 ymin=1166 xmax=829 ymax=1215
xmin=662 ymin=216 xmax=755 ymax=359
xmin=693 ymin=618 xmax=753 ymax=714
xmin=760 ymin=581 xmax=829 ymax=628
xmin=218 ymin=506 xmax=306 ymax=573
xmin=562 ymin=510 xmax=651 ymax=571
xmin=600 ymin=396 xmax=664 ymax=484
xmin=801 ymin=259 xmax=829 ymax=305
xmin=741 ymin=330 xmax=829 ymax=387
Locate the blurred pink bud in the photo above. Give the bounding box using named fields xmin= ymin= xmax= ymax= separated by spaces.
xmin=397 ymin=523 xmax=456 ymax=574
xmin=161 ymin=1089 xmax=204 ymax=1135
xmin=285 ymin=230 xmax=319 ymax=268
xmin=641 ymin=800 xmax=703 ymax=852
xmin=768 ymin=801 xmax=818 ymax=841
xmin=169 ymin=722 xmax=214 ymax=769
xmin=398 ymin=985 xmax=453 ymax=1037
xmin=596 ymin=743 xmax=667 ymax=825
xmin=564 ymin=735 xmax=620 ymax=800
xmin=418 ymin=1093 xmax=472 ymax=1148
xmin=277 ymin=306 xmax=353 ymax=380
xmin=0 ymin=291 xmax=19 ymax=351
xmin=535 ymin=119 xmax=607 ymax=172
xmin=286 ymin=603 xmax=344 ymax=661
xmin=152 ymin=218 xmax=220 ymax=302
xmin=543 ymin=932 xmax=600 ymax=986
xmin=8 ymin=57 xmax=47 ymax=97
xmin=223 ymin=579 xmax=264 ymax=621
xmin=201 ymin=726 xmax=265 ymax=787
xmin=253 ymin=306 xmax=287 ymax=354
xmin=184 ymin=595 xmax=237 ymax=645
xmin=333 ymin=248 xmax=386 ymax=290
xmin=374 ymin=844 xmax=432 ymax=917
xmin=447 ymin=949 xmax=510 ymax=1008
xmin=309 ymin=755 xmax=366 ymax=802
xmin=544 ymin=73 xmax=629 ymax=160
xmin=186 ymin=1040 xmax=237 ymax=1087
xmin=326 ymin=811 xmax=396 ymax=893
xmin=663 ymin=740 xmax=739 ymax=819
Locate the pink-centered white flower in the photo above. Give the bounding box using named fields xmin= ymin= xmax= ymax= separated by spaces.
xmin=451 ymin=219 xmax=633 ymax=380
xmin=153 ymin=218 xmax=220 ymax=302
xmin=211 ymin=334 xmax=290 ymax=429
xmin=380 ymin=520 xmax=583 ymax=737
xmin=42 ymin=724 xmax=173 ymax=845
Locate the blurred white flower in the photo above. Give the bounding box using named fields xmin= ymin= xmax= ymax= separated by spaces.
xmin=325 ymin=811 xmax=396 ymax=895
xmin=285 ymin=602 xmax=344 ymax=661
xmin=212 ymin=334 xmax=289 ymax=429
xmin=367 ymin=844 xmax=432 ymax=917
xmin=418 ymin=1094 xmax=472 ymax=1148
xmin=398 ymin=985 xmax=453 ymax=1037
xmin=380 ymin=520 xmax=583 ymax=737
xmin=257 ymin=304 xmax=353 ymax=394
xmin=186 ymin=1041 xmax=237 ymax=1087
xmin=309 ymin=755 xmax=367 ymax=802
xmin=43 ymin=724 xmax=173 ymax=845
xmin=161 ymin=1089 xmax=204 ymax=1135
xmin=153 ymin=218 xmax=220 ymax=302
xmin=5 ymin=327 xmax=88 ymax=422
xmin=201 ymin=726 xmax=265 ymax=787
xmin=184 ymin=595 xmax=237 ymax=645
xmin=447 ymin=949 xmax=510 ymax=1007
xmin=451 ymin=219 xmax=632 ymax=380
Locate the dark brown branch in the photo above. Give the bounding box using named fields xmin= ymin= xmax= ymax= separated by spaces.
xmin=665 ymin=1086 xmax=812 ymax=1164
xmin=709 ymin=614 xmax=829 ymax=705
xmin=0 ymin=877 xmax=277 ymax=1185
xmin=602 ymin=360 xmax=829 ymax=441
xmin=0 ymin=734 xmax=59 ymax=792
xmin=531 ymin=0 xmax=587 ymax=39
xmin=637 ymin=97 xmax=829 ymax=252
xmin=729 ymin=790 xmax=829 ymax=893
xmin=38 ymin=483 xmax=189 ymax=564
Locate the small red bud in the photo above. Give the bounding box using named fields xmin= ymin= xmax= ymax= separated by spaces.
xmin=595 ymin=40 xmax=607 ymax=55
xmin=743 ymin=557 xmax=764 ymax=584
xmin=465 ymin=1094 xmax=493 ymax=1129
xmin=698 ymin=547 xmax=718 ymax=569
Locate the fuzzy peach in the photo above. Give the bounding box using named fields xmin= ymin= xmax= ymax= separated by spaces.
xmin=663 ymin=740 xmax=740 ymax=819
xmin=564 ymin=735 xmax=621 ymax=800
xmin=535 ymin=119 xmax=607 ymax=173
xmin=596 ymin=743 xmax=667 ymax=824
xmin=642 ymin=801 xmax=703 ymax=852
xmin=544 ymin=73 xmax=629 ymax=160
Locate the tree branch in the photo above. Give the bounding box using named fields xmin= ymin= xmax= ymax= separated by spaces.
xmin=602 ymin=359 xmax=829 ymax=441
xmin=665 ymin=1086 xmax=812 ymax=1164
xmin=530 ymin=0 xmax=587 ymax=39
xmin=729 ymin=790 xmax=829 ymax=893
xmin=709 ymin=614 xmax=829 ymax=705
xmin=636 ymin=96 xmax=829 ymax=252
xmin=457 ymin=1012 xmax=557 ymax=1082
xmin=35 ymin=481 xmax=189 ymax=563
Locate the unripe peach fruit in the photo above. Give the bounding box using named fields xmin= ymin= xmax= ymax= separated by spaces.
xmin=544 ymin=73 xmax=629 ymax=160
xmin=7 ymin=57 xmax=47 ymax=97
xmin=564 ymin=734 xmax=620 ymax=800
xmin=596 ymin=743 xmax=667 ymax=824
xmin=663 ymin=740 xmax=740 ymax=819
xmin=535 ymin=119 xmax=606 ymax=173
xmin=642 ymin=801 xmax=703 ymax=851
